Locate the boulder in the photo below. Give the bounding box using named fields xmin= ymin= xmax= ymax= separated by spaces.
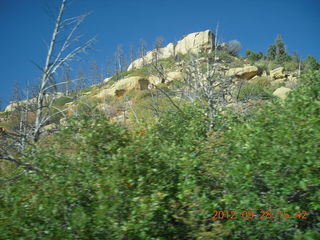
xmin=103 ymin=77 xmax=112 ymax=84
xmin=42 ymin=123 xmax=57 ymax=132
xmin=270 ymin=67 xmax=285 ymax=79
xmin=273 ymin=87 xmax=291 ymax=99
xmin=167 ymin=71 xmax=184 ymax=82
xmin=148 ymin=75 xmax=162 ymax=85
xmin=287 ymin=75 xmax=298 ymax=83
xmin=94 ymin=76 xmax=149 ymax=98
xmin=226 ymin=66 xmax=258 ymax=80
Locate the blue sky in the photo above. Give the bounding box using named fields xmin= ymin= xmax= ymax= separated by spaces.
xmin=0 ymin=0 xmax=319 ymax=108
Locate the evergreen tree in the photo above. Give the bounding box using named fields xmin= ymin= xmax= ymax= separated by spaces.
xmin=304 ymin=55 xmax=320 ymax=71
xmin=267 ymin=34 xmax=289 ymax=63
xmin=275 ymin=34 xmax=288 ymax=63
xmin=266 ymin=44 xmax=277 ymax=60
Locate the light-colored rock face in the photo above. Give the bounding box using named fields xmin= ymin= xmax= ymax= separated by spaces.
xmin=175 ymin=30 xmax=214 ymax=55
xmin=148 ymin=75 xmax=162 ymax=85
xmin=42 ymin=123 xmax=57 ymax=132
xmin=103 ymin=77 xmax=112 ymax=84
xmin=128 ymin=43 xmax=176 ymax=71
xmin=167 ymin=71 xmax=184 ymax=82
xmin=94 ymin=88 xmax=114 ymax=99
xmin=273 ymin=87 xmax=291 ymax=99
xmin=128 ymin=30 xmax=214 ymax=70
xmin=270 ymin=67 xmax=285 ymax=79
xmin=4 ymin=92 xmax=64 ymax=112
xmin=147 ymin=71 xmax=184 ymax=87
xmin=4 ymin=102 xmax=18 ymax=112
xmin=226 ymin=66 xmax=258 ymax=80
xmin=94 ymin=76 xmax=150 ymax=98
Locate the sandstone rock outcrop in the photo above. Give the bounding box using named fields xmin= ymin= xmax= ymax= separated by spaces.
xmin=270 ymin=67 xmax=285 ymax=79
xmin=95 ymin=76 xmax=149 ymax=98
xmin=175 ymin=30 xmax=214 ymax=55
xmin=4 ymin=92 xmax=64 ymax=112
xmin=273 ymin=87 xmax=291 ymax=99
xmin=42 ymin=123 xmax=57 ymax=132
xmin=226 ymin=66 xmax=258 ymax=80
xmin=103 ymin=77 xmax=112 ymax=84
xmin=128 ymin=30 xmax=214 ymax=70
xmin=147 ymin=71 xmax=184 ymax=86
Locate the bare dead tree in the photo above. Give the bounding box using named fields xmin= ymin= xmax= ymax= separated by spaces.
xmin=150 ymin=37 xmax=168 ymax=84
xmin=32 ymin=0 xmax=95 ymax=143
xmin=153 ymin=36 xmax=164 ymax=63
xmin=129 ymin=44 xmax=135 ymax=65
xmin=105 ymin=57 xmax=114 ymax=79
xmin=114 ymin=44 xmax=124 ymax=75
xmin=62 ymin=66 xmax=71 ymax=95
xmin=139 ymin=39 xmax=147 ymax=67
xmin=182 ymin=54 xmax=233 ymax=131
xmin=76 ymin=65 xmax=86 ymax=91
xmin=89 ymin=59 xmax=100 ymax=85
xmin=0 ymin=0 xmax=95 ymax=184
xmin=179 ymin=25 xmax=235 ymax=131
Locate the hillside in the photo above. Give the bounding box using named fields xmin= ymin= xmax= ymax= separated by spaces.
xmin=0 ymin=30 xmax=303 ymax=131
xmin=0 ymin=28 xmax=320 ymax=239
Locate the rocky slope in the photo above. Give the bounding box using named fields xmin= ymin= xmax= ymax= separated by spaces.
xmin=1 ymin=30 xmax=301 ymax=132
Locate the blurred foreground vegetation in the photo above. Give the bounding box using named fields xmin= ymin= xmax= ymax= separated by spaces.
xmin=0 ymin=70 xmax=320 ymax=239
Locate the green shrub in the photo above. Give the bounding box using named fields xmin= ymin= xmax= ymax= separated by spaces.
xmin=1 ymin=72 xmax=319 ymax=239
xmin=246 ymin=49 xmax=263 ymax=63
xmin=52 ymin=96 xmax=74 ymax=108
xmin=303 ymin=56 xmax=320 ymax=72
xmin=254 ymin=59 xmax=282 ymax=74
xmin=237 ymin=77 xmax=273 ymax=100
xmin=213 ymin=70 xmax=320 ymax=239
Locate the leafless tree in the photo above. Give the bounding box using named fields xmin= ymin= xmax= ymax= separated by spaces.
xmin=153 ymin=36 xmax=164 ymax=63
xmin=114 ymin=44 xmax=124 ymax=75
xmin=61 ymin=66 xmax=71 ymax=95
xmin=150 ymin=37 xmax=167 ymax=84
xmin=181 ymin=54 xmax=233 ymax=131
xmin=76 ymin=65 xmax=86 ymax=91
xmin=129 ymin=44 xmax=135 ymax=65
xmin=0 ymin=0 xmax=95 ymax=183
xmin=32 ymin=0 xmax=95 ymax=142
xmin=89 ymin=59 xmax=101 ymax=85
xmin=139 ymin=39 xmax=147 ymax=67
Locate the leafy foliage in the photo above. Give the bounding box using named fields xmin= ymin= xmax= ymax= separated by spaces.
xmin=1 ymin=70 xmax=319 ymax=239
xmin=304 ymin=56 xmax=320 ymax=72
xmin=246 ymin=49 xmax=263 ymax=63
xmin=267 ymin=35 xmax=289 ymax=64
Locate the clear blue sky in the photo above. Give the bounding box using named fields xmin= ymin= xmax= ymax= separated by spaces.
xmin=0 ymin=0 xmax=319 ymax=108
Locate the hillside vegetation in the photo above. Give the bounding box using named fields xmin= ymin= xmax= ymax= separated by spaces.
xmin=0 ymin=30 xmax=320 ymax=239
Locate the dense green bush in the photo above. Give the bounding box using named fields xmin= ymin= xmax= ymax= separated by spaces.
xmin=214 ymin=70 xmax=320 ymax=239
xmin=246 ymin=50 xmax=263 ymax=63
xmin=0 ymin=71 xmax=319 ymax=239
xmin=304 ymin=56 xmax=320 ymax=72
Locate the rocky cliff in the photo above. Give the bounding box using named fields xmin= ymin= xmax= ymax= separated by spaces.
xmin=127 ymin=30 xmax=215 ymax=70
